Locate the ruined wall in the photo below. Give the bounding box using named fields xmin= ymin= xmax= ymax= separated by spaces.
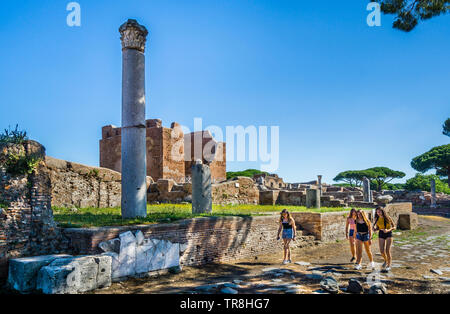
xmin=0 ymin=142 xmax=69 ymax=279
xmin=147 ymin=176 xmax=259 ymax=205
xmin=184 ymin=131 xmax=226 ymax=183
xmin=254 ymin=173 xmax=286 ymax=189
xmin=63 ymin=215 xmax=317 ymax=267
xmin=45 ymin=156 xmax=124 ymax=208
xmin=212 ymin=177 xmax=259 ymax=205
xmin=100 ymin=120 xmax=225 ymax=183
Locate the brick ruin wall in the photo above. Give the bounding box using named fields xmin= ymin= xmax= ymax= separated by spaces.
xmin=100 ymin=119 xmax=226 ymax=184
xmin=183 ymin=131 xmax=227 ymax=183
xmin=61 ymin=203 xmax=415 ymax=268
xmin=63 ymin=215 xmax=317 ymax=267
xmin=0 ymin=142 xmax=69 ymax=279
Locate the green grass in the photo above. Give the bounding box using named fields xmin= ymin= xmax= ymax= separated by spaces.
xmin=53 ymin=204 xmax=367 ymax=228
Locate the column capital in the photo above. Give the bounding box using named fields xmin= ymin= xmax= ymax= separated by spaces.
xmin=119 ymin=19 xmax=149 ymax=52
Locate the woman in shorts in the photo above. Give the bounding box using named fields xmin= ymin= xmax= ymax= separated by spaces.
xmin=373 ymin=207 xmax=396 ymax=271
xmin=277 ymin=209 xmax=296 ymax=265
xmin=354 ymin=210 xmax=375 ymax=270
xmin=345 ymin=208 xmax=358 ymax=263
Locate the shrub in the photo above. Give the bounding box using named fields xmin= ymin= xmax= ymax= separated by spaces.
xmin=4 ymin=152 xmax=41 ymax=176
xmin=0 ymin=125 xmax=28 ymax=144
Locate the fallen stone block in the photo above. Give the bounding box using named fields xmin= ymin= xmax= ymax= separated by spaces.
xmin=398 ymin=213 xmax=418 ymax=230
xmin=8 ymin=254 xmax=72 ymax=293
xmin=36 ymin=255 xmax=112 ymax=294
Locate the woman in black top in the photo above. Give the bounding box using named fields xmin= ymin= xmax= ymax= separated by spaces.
xmin=277 ymin=209 xmax=296 ymax=265
xmin=354 ymin=210 xmax=375 ymax=270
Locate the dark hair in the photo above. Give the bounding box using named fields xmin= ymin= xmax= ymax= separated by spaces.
xmin=374 ymin=207 xmax=394 ymax=229
xmin=279 ymin=209 xmax=292 ymax=223
xmin=348 ymin=208 xmax=357 ymax=219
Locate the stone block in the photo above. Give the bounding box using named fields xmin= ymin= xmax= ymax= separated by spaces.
xmin=398 ymin=212 xmax=418 ymax=230
xmin=36 ymin=255 xmax=112 ymax=294
xmin=8 ymin=254 xmax=71 ymax=293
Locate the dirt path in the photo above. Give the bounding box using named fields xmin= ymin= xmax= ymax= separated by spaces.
xmin=93 ymin=216 xmax=448 ymax=294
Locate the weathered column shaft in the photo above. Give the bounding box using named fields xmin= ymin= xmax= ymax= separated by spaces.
xmin=317 ymin=175 xmax=323 ymax=197
xmin=430 ymin=178 xmax=437 ymax=208
xmin=306 ymin=188 xmax=320 ymax=208
xmin=120 ymin=19 xmax=148 ymax=218
xmin=192 ymin=161 xmax=212 ymax=214
xmin=363 ymin=177 xmax=372 ymax=203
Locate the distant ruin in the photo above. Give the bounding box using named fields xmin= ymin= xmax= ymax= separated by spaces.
xmin=100 ymin=119 xmax=226 ymax=183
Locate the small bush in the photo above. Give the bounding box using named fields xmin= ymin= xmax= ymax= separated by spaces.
xmin=4 ymin=152 xmax=41 ymax=176
xmin=0 ymin=125 xmax=28 ymax=144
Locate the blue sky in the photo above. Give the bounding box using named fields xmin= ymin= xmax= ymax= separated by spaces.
xmin=0 ymin=0 xmax=449 ymax=184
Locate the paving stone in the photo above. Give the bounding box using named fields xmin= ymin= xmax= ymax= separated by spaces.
xmin=221 ymin=287 xmax=238 ymax=294
xmin=294 ymin=261 xmax=311 ymax=266
xmin=223 ymin=283 xmax=242 ymax=289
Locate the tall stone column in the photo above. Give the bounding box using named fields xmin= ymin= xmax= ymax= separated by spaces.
xmin=430 ymin=178 xmax=437 ymax=208
xmin=192 ymin=160 xmax=212 ymax=214
xmin=119 ymin=19 xmax=148 ymax=218
xmin=363 ymin=177 xmax=372 ymax=203
xmin=317 ymin=175 xmax=323 ymax=197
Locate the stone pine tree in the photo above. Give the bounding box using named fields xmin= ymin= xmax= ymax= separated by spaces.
xmin=375 ymin=0 xmax=449 ymax=31
xmin=365 ymin=167 xmax=406 ymax=191
xmin=411 ymin=144 xmax=450 ymax=187
xmin=443 ymin=118 xmax=450 ymax=137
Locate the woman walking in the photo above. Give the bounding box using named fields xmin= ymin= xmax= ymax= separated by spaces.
xmin=373 ymin=207 xmax=396 ymax=271
xmin=345 ymin=208 xmax=358 ymax=263
xmin=277 ymin=209 xmax=296 ymax=265
xmin=354 ymin=210 xmax=375 ymax=270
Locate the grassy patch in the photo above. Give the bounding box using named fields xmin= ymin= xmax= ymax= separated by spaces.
xmin=53 ymin=204 xmax=368 ymax=228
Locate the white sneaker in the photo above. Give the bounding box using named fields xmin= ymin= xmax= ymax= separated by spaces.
xmin=282 ymin=260 xmax=288 ymax=265
xmin=354 ymin=264 xmax=362 ymax=270
xmin=385 ymin=266 xmax=391 ymax=272
xmin=370 ymin=262 xmax=376 ymax=269
xmin=287 ymin=260 xmax=292 ymax=264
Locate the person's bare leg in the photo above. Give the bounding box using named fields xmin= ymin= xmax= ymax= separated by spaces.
xmin=286 ymin=239 xmax=291 ymax=261
xmin=349 ymin=236 xmax=356 ymax=258
xmin=356 ymin=240 xmax=363 ymax=265
xmin=283 ymin=239 xmax=288 ymax=261
xmin=363 ymin=241 xmax=373 ymax=262
xmin=385 ymin=237 xmax=393 ymax=266
xmin=379 ymin=238 xmax=387 ymax=263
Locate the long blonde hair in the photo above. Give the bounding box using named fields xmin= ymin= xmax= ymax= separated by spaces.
xmin=357 ymin=210 xmax=371 ymax=228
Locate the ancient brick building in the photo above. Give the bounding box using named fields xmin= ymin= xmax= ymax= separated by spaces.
xmin=100 ymin=119 xmax=226 ymax=183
